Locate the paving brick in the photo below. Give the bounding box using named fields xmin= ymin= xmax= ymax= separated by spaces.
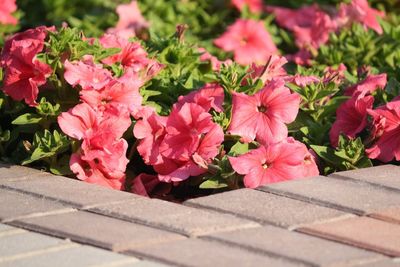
xmin=0 ymin=163 xmax=50 ymax=181
xmin=1 ymin=245 xmax=139 ymax=267
xmin=131 ymin=261 xmax=173 ymax=267
xmin=205 ymin=225 xmax=383 ymax=267
xmin=10 ymin=210 xmax=185 ymax=252
xmin=259 ymin=176 xmax=400 ymax=215
xmin=128 ymin=238 xmax=306 ymax=267
xmin=184 ymin=189 xmax=347 ymax=229
xmin=88 ymin=197 xmax=259 ymax=237
xmin=0 ymin=188 xmax=73 ymax=222
xmin=0 ymin=231 xmax=69 ymax=258
xmin=298 ymin=217 xmax=400 ymax=257
xmin=0 ymin=175 xmax=137 ymax=208
xmin=357 ymin=259 xmax=400 ymax=267
xmin=369 ymin=207 xmax=400 ymax=225
xmin=330 ymin=165 xmax=400 ymax=192
xmin=0 ymin=223 xmax=14 ymax=232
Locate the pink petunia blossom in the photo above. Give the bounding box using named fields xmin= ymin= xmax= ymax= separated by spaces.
xmin=229 ymin=141 xmax=307 ymax=188
xmin=228 ymin=79 xmax=301 ymax=145
xmin=231 ymin=0 xmax=263 ymax=13
xmin=286 ymin=49 xmax=312 ymax=66
xmin=247 ymin=55 xmax=288 ymax=84
xmin=330 ymin=94 xmax=374 ymax=147
xmin=323 ymin=64 xmax=347 ymax=85
xmin=175 ymin=83 xmax=224 ymax=113
xmin=80 ymin=78 xmax=142 ymax=115
xmin=0 ymin=27 xmax=52 ymax=107
xmin=70 ymin=153 xmax=125 ymax=190
xmin=134 ymin=111 xmax=168 ymax=166
xmin=214 ymin=19 xmax=277 ymax=65
xmin=344 ymin=73 xmax=387 ymax=96
xmin=266 ymin=5 xmax=321 ymax=31
xmin=107 ymin=0 xmax=149 ymax=39
xmin=0 ymin=0 xmax=18 ymax=25
xmin=160 ymin=103 xmax=215 ymax=162
xmin=63 ymin=55 xmax=113 ymax=90
xmin=293 ymin=10 xmax=336 ymax=49
xmin=366 ymin=99 xmax=400 ymax=162
xmin=287 ymin=74 xmax=320 ymax=87
xmin=337 ymin=0 xmax=385 ymax=34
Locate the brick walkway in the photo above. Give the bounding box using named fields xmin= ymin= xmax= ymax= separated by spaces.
xmin=0 ymin=163 xmax=399 ymax=267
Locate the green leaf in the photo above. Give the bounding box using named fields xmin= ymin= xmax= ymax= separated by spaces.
xmin=228 ymin=142 xmax=249 ymax=156
xmin=12 ymin=114 xmax=43 ymax=125
xmin=199 ymin=177 xmax=228 ymax=189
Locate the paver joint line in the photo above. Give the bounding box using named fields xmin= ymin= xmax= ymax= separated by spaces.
xmin=328 ymin=174 xmax=400 ymax=193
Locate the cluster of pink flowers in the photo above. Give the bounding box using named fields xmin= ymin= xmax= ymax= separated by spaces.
xmin=0 ymin=0 xmax=18 ymax=26
xmin=215 ymin=0 xmax=384 ymax=66
xmin=0 ymin=26 xmax=52 ymax=106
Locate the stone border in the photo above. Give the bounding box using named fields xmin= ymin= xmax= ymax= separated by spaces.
xmin=1 ymin=163 xmax=400 ymax=266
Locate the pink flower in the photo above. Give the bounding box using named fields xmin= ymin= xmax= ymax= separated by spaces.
xmin=286 ymin=49 xmax=312 ymax=66
xmin=0 ymin=0 xmax=17 ymax=25
xmin=229 ymin=141 xmax=307 ymax=188
xmin=293 ymin=11 xmax=336 ymax=49
xmin=100 ymin=34 xmax=163 ymax=82
xmin=228 ymin=79 xmax=300 ymax=145
xmin=0 ymin=27 xmax=52 ymax=106
xmin=337 ymin=0 xmax=384 ymax=34
xmin=330 ymin=94 xmax=374 ymax=147
xmin=287 ymin=74 xmax=320 ymax=87
xmin=134 ymin=112 xmax=167 ymax=165
xmin=266 ymin=5 xmax=320 ymax=31
xmin=231 ymin=0 xmax=263 ymax=13
xmin=214 ymin=19 xmax=277 ymax=65
xmin=344 ymin=73 xmax=387 ymax=96
xmin=80 ymin=78 xmax=142 ymax=115
xmin=70 ymin=153 xmax=125 ymax=190
xmin=247 ymin=55 xmax=288 ymax=84
xmin=64 ymin=55 xmax=113 ymax=90
xmin=107 ymin=0 xmax=149 ymax=39
xmin=175 ymin=83 xmax=224 ymax=113
xmin=160 ymin=103 xmax=215 ymax=162
xmin=323 ymin=64 xmax=347 ymax=85
xmin=366 ymin=99 xmax=400 ymax=162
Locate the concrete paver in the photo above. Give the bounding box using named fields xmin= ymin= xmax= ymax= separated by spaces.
xmin=0 ymin=188 xmax=72 ymax=222
xmin=259 ymin=176 xmax=400 ymax=215
xmin=369 ymin=207 xmax=400 ymax=224
xmin=88 ymin=197 xmax=260 ymax=237
xmin=0 ymin=175 xmax=137 ymax=208
xmin=9 ymin=210 xmax=185 ymax=252
xmin=185 ymin=188 xmax=348 ymax=229
xmin=0 ymin=163 xmax=50 ymax=181
xmin=298 ymin=216 xmax=400 ymax=257
xmin=128 ymin=238 xmax=306 ymax=267
xmin=205 ymin=225 xmax=384 ymax=267
xmin=329 ymin=165 xmax=400 ymax=192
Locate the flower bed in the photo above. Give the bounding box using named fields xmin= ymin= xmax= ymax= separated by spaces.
xmin=0 ymin=0 xmax=399 ymax=201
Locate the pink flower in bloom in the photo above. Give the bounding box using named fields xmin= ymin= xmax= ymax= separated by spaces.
xmin=323 ymin=64 xmax=347 ymax=85
xmin=175 ymin=83 xmax=224 ymax=113
xmin=80 ymin=78 xmax=142 ymax=115
xmin=100 ymin=34 xmax=163 ymax=82
xmin=344 ymin=73 xmax=387 ymax=96
xmin=64 ymin=55 xmax=113 ymax=90
xmin=70 ymin=153 xmax=125 ymax=190
xmin=107 ymin=0 xmax=149 ymax=39
xmin=0 ymin=0 xmax=18 ymax=25
xmin=366 ymin=99 xmax=400 ymax=162
xmin=160 ymin=103 xmax=216 ymax=162
xmin=231 ymin=0 xmax=263 ymax=13
xmin=214 ymin=19 xmax=277 ymax=65
xmin=229 ymin=141 xmax=307 ymax=188
xmin=286 ymin=49 xmax=312 ymax=66
xmin=266 ymin=5 xmax=320 ymax=31
xmin=293 ymin=11 xmax=336 ymax=49
xmin=228 ymin=79 xmax=301 ymax=145
xmin=134 ymin=112 xmax=167 ymax=166
xmin=337 ymin=0 xmax=385 ymax=34
xmin=287 ymin=74 xmax=320 ymax=87
xmin=329 ymin=94 xmax=374 ymax=147
xmin=247 ymin=55 xmax=288 ymax=84
xmin=0 ymin=27 xmax=52 ymax=106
